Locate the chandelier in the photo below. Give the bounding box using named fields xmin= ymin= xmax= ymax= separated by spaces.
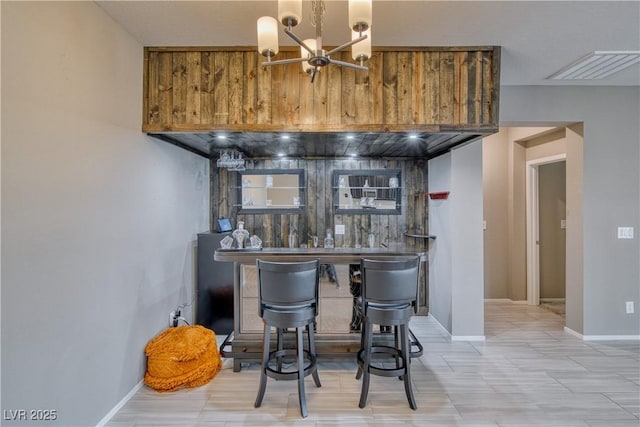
xmin=257 ymin=0 xmax=372 ymax=82
xmin=216 ymin=150 xmax=246 ymax=171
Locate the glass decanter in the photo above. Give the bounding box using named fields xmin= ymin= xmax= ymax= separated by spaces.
xmin=288 ymin=230 xmax=297 ymax=248
xmin=232 ymin=221 xmax=250 ymax=249
xmin=324 ymin=228 xmax=335 ymax=248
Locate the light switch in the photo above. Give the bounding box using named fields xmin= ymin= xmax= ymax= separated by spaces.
xmin=626 ymin=301 xmax=635 ymax=314
xmin=617 ymin=227 xmax=634 ymax=239
xmin=335 ymin=224 xmax=346 ymax=235
xmin=561 ymin=219 xmax=566 ymax=229
xmin=483 ymin=220 xmax=487 ymax=230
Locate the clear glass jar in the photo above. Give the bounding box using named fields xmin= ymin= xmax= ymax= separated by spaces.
xmin=324 ymin=229 xmax=334 ymax=248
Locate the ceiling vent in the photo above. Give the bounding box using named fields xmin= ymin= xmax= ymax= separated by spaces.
xmin=547 ymin=51 xmax=640 ymax=80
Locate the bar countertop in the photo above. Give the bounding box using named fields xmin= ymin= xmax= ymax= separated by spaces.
xmin=214 ymin=245 xmax=428 ymax=264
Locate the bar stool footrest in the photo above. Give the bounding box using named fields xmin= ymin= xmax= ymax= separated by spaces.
xmin=265 ymin=348 xmax=317 ymax=381
xmin=409 ymin=328 xmax=423 ymax=358
xmin=357 ymin=345 xmax=408 ymax=378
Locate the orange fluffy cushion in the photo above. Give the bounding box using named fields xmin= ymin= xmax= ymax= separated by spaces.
xmin=144 ymin=325 xmax=222 ymax=392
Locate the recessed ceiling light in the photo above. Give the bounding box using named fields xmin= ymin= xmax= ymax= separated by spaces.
xmin=350 ymin=153 xmax=357 ymax=157
xmin=216 ymin=134 xmax=227 ymax=140
xmin=277 ymin=152 xmax=285 ymax=157
xmin=547 ymin=51 xmax=640 ymax=80
xmin=346 ymin=135 xmax=354 ymax=140
xmin=408 ymin=134 xmax=418 ymax=140
xmin=281 ymin=134 xmax=290 ymax=140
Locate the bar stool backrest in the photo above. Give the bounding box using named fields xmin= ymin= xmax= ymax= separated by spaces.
xmin=360 ymin=257 xmax=420 ymax=310
xmin=257 ymin=259 xmax=320 ymax=316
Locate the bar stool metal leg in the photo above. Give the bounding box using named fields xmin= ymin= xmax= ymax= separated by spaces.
xmin=355 ymin=328 xmax=364 ymax=380
xmin=276 ymin=328 xmax=284 ymax=372
xmin=400 ymin=324 xmax=417 ymax=409
xmin=254 ymin=321 xmax=271 ymax=408
xmin=307 ymin=324 xmax=321 ymax=387
xmin=358 ymin=319 xmax=373 ymax=408
xmin=295 ymin=325 xmax=307 ymax=418
xmin=394 ymin=325 xmax=401 ymax=375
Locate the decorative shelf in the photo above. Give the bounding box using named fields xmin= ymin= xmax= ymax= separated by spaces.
xmin=240 ymin=186 xmax=305 ymax=189
xmin=333 ymin=186 xmax=401 ymax=190
xmin=404 ymin=232 xmax=436 ymax=240
xmin=428 ymin=191 xmax=450 ymax=200
xmin=237 ymin=204 xmax=305 ymax=208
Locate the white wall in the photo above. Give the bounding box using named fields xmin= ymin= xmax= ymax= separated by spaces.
xmin=450 ymin=142 xmax=485 ymax=338
xmin=428 ymin=153 xmax=452 ymax=331
xmin=508 ymin=133 xmax=527 ymax=301
xmin=482 ymin=130 xmax=508 ymax=298
xmin=502 ymin=86 xmax=639 ymax=336
xmin=1 ymin=2 xmax=210 ymax=426
xmin=565 ymin=125 xmax=584 ymax=334
xmin=429 ymin=142 xmax=484 ymax=338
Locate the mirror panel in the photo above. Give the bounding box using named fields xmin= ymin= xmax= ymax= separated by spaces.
xmin=237 ymin=169 xmax=305 ymax=214
xmin=332 ymin=169 xmax=401 ymax=215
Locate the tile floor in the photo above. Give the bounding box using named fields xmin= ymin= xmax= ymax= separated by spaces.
xmin=107 ymin=301 xmax=640 ymax=426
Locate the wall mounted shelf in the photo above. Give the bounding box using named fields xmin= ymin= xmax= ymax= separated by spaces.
xmin=428 ymin=192 xmax=450 ymax=200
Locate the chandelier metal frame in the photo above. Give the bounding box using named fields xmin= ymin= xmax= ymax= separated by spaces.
xmin=257 ymin=0 xmax=372 ymax=82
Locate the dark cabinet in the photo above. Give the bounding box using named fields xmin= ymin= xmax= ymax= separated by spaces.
xmin=197 ymin=232 xmax=234 ymax=335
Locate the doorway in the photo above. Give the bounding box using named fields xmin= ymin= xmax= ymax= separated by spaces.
xmin=526 ymin=154 xmax=566 ymax=307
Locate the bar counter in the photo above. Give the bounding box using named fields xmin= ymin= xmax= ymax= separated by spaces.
xmin=214 ymin=245 xmax=428 ymax=264
xmin=214 ymin=246 xmax=428 ymax=371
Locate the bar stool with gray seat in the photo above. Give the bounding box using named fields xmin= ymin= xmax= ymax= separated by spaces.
xmin=355 ymin=256 xmax=420 ymax=410
xmin=254 ymin=259 xmax=321 ymax=418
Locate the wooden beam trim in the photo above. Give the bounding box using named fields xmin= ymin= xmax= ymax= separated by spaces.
xmin=146 ymin=46 xmax=499 ymax=53
xmin=143 ymin=123 xmax=498 ymax=134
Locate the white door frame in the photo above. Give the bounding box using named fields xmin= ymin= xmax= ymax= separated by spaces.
xmin=526 ymin=153 xmax=566 ymax=305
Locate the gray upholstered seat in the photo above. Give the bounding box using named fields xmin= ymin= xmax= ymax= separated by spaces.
xmin=355 ymin=257 xmax=420 ymax=410
xmin=254 ymin=259 xmax=321 ymax=418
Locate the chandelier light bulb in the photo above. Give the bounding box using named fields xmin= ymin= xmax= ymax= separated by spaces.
xmin=278 ymin=0 xmax=302 ymax=27
xmin=348 ymin=0 xmax=372 ymax=32
xmin=257 ymin=16 xmax=279 ymax=57
xmin=301 ymin=38 xmax=317 ymax=73
xmin=352 ymin=29 xmax=371 ymax=62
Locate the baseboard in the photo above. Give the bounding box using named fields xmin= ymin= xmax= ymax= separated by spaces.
xmin=428 ymin=315 xmax=485 ymax=341
xmin=540 ymin=298 xmax=566 ymax=302
xmin=583 ymin=335 xmax=640 ymax=341
xmin=95 ymin=379 xmax=143 ymax=427
xmin=451 ymin=335 xmax=486 ymax=341
xmin=484 ymin=299 xmax=527 ymax=304
xmin=427 ymin=314 xmax=451 ymax=338
xmin=564 ymin=326 xmax=583 ymax=339
xmin=564 ymin=326 xmax=640 ymax=341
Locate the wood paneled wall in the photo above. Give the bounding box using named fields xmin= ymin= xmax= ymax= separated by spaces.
xmin=211 ymin=158 xmax=429 ymax=251
xmin=144 ymin=46 xmax=500 ymax=133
